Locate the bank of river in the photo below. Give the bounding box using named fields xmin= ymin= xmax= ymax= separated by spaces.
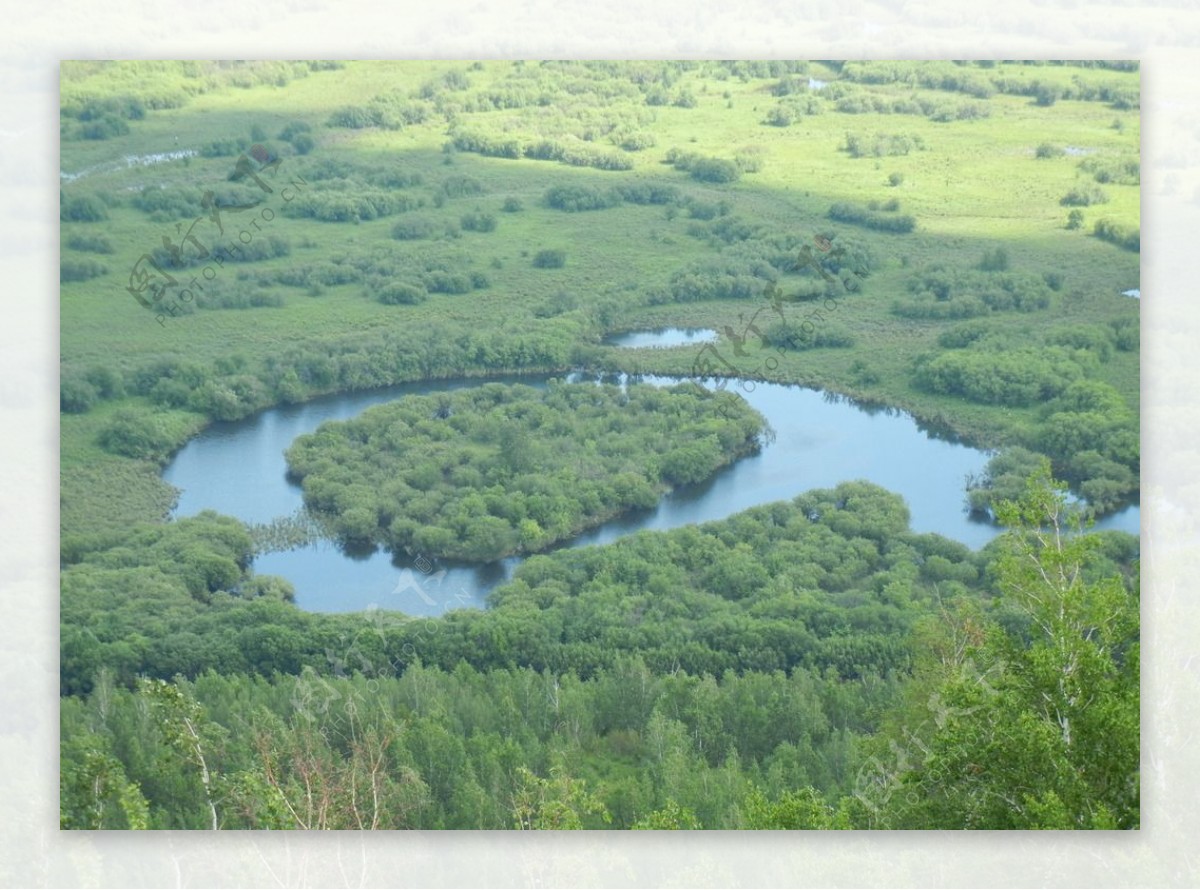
xmin=164 ymin=370 xmax=1139 ymax=616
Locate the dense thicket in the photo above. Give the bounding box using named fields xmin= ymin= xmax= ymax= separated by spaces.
xmin=893 ymin=265 xmax=1054 ymax=319
xmin=60 ymin=475 xmax=1139 ymax=829
xmin=284 ymin=381 xmax=767 ymax=560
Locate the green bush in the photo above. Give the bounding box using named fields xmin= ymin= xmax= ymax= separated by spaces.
xmin=391 ymin=217 xmax=440 ymax=240
xmin=532 ymin=249 xmax=567 ymax=269
xmin=97 ymin=409 xmax=179 ymax=462
xmin=59 ymin=193 xmax=109 ymax=222
xmin=977 ymin=247 xmax=1009 ymax=272
xmin=764 ymin=321 xmax=855 ymax=350
xmin=376 ymin=282 xmax=428 ymax=305
xmin=914 ymin=347 xmax=1085 ymax=406
xmin=828 ymin=202 xmax=916 ymax=233
xmin=65 ymin=233 xmax=114 ymax=254
xmin=460 ymin=210 xmax=498 ymax=232
xmin=60 ymin=373 xmax=99 ymax=413
xmin=544 ymin=184 xmax=619 ymax=212
xmin=1092 ymin=219 xmax=1140 ymax=252
xmin=60 ymin=258 xmax=107 ymax=283
xmin=1060 ymin=186 xmax=1109 ymax=207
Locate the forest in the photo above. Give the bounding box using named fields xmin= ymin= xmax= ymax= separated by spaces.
xmin=59 ymin=60 xmax=1140 ymax=830
xmin=284 ymin=381 xmax=767 ymax=560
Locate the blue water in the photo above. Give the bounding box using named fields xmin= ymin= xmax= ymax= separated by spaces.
xmin=604 ymin=328 xmax=718 ymax=349
xmin=164 ymin=372 xmax=1139 ymax=616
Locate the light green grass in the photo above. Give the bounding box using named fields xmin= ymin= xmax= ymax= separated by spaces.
xmin=60 ymin=61 xmax=1140 ymax=536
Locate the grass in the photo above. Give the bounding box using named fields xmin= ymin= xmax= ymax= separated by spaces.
xmin=60 ymin=60 xmax=1140 ymax=538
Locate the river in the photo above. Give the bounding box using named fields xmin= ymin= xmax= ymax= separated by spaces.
xmin=163 ymin=366 xmax=1139 ymax=616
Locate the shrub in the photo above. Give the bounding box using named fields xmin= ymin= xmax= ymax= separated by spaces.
xmin=391 ymin=217 xmax=440 ymax=240
xmin=533 ymin=249 xmax=567 ymax=269
xmin=278 ymin=120 xmax=311 ymax=142
xmin=688 ymin=157 xmax=741 ymax=183
xmin=544 ymin=184 xmax=619 ymax=212
xmin=764 ymin=321 xmax=855 ymax=350
xmin=1110 ymin=316 xmax=1139 ymax=351
xmin=60 ymin=258 xmax=107 ymax=282
xmin=376 ymin=282 xmax=429 ymax=305
xmin=1093 ymin=219 xmax=1140 ymax=252
xmin=441 ymin=175 xmax=484 ymax=198
xmin=888 ymin=172 xmax=905 ymax=187
xmin=460 ymin=211 xmax=498 ymax=232
xmin=765 ymin=106 xmax=795 ymax=127
xmin=502 ymin=197 xmax=524 ymax=213
xmin=977 ymin=247 xmax=1009 ymax=272
xmin=828 ymin=202 xmax=916 ymax=233
xmin=97 ymin=409 xmax=178 ymax=462
xmin=1035 ymin=142 xmax=1065 ymax=159
xmin=65 ymin=233 xmax=114 ymax=254
xmin=59 ymin=193 xmax=109 ymax=222
xmin=60 ymin=374 xmax=99 ymax=413
xmin=1060 ymin=186 xmax=1109 ymax=207
xmin=842 ymin=132 xmax=923 ymax=158
xmin=1066 ymin=209 xmax=1085 ymax=230
xmin=914 ymin=347 xmax=1085 ymax=406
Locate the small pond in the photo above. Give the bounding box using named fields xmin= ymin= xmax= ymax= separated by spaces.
xmin=604 ymin=328 xmax=718 ymax=349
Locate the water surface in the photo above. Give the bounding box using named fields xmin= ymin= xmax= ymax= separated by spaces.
xmin=165 ymin=374 xmax=1139 ymax=615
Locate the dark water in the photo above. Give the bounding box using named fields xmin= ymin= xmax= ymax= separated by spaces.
xmin=604 ymin=328 xmax=718 ymax=349
xmin=164 ymin=372 xmax=1140 ymax=616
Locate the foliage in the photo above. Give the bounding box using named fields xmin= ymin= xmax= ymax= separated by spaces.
xmin=532 ymin=249 xmax=567 ymax=269
xmin=1060 ymin=186 xmax=1109 ymax=207
xmin=1092 ymin=219 xmax=1140 ymax=252
xmin=913 ymin=346 xmax=1086 ymax=407
xmin=893 ymin=265 xmax=1053 ymax=319
xmin=61 ymin=258 xmax=108 ymax=282
xmin=828 ymin=201 xmax=916 ymax=234
xmin=284 ymin=381 xmax=767 ymax=559
xmin=867 ymin=468 xmax=1139 ymax=828
xmin=763 ymin=320 xmax=855 ymax=350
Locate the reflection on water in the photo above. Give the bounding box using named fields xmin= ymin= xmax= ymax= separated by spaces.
xmin=164 ymin=373 xmax=1140 ymax=616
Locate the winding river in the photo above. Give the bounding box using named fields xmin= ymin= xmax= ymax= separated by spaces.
xmin=164 ymin=357 xmax=1139 ymax=616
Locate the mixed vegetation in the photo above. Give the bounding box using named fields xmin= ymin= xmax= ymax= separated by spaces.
xmin=284 ymin=381 xmax=767 ymax=560
xmin=59 ymin=60 xmax=1140 ymax=830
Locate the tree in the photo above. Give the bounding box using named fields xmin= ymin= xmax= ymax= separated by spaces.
xmin=140 ymin=678 xmax=224 ymax=830
xmin=511 ymin=765 xmax=611 ymax=829
xmin=871 ymin=464 xmax=1139 ymax=828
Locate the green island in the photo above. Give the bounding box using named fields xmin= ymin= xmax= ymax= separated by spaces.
xmin=284 ymin=381 xmax=767 ymax=560
xmin=59 ymin=60 xmax=1139 ymax=830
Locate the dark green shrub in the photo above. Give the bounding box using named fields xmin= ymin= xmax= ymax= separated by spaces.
xmin=377 ymin=282 xmax=429 ymax=305
xmin=60 ymin=258 xmax=107 ymax=282
xmin=59 ymin=193 xmax=109 ymax=222
xmin=461 ymin=211 xmax=497 ymax=232
xmin=65 ymin=233 xmax=114 ymax=254
xmin=1060 ymin=186 xmax=1109 ymax=207
xmin=533 ymin=249 xmax=567 ymax=269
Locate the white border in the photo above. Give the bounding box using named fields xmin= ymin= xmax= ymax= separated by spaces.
xmin=6 ymin=2 xmax=1196 ymax=885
